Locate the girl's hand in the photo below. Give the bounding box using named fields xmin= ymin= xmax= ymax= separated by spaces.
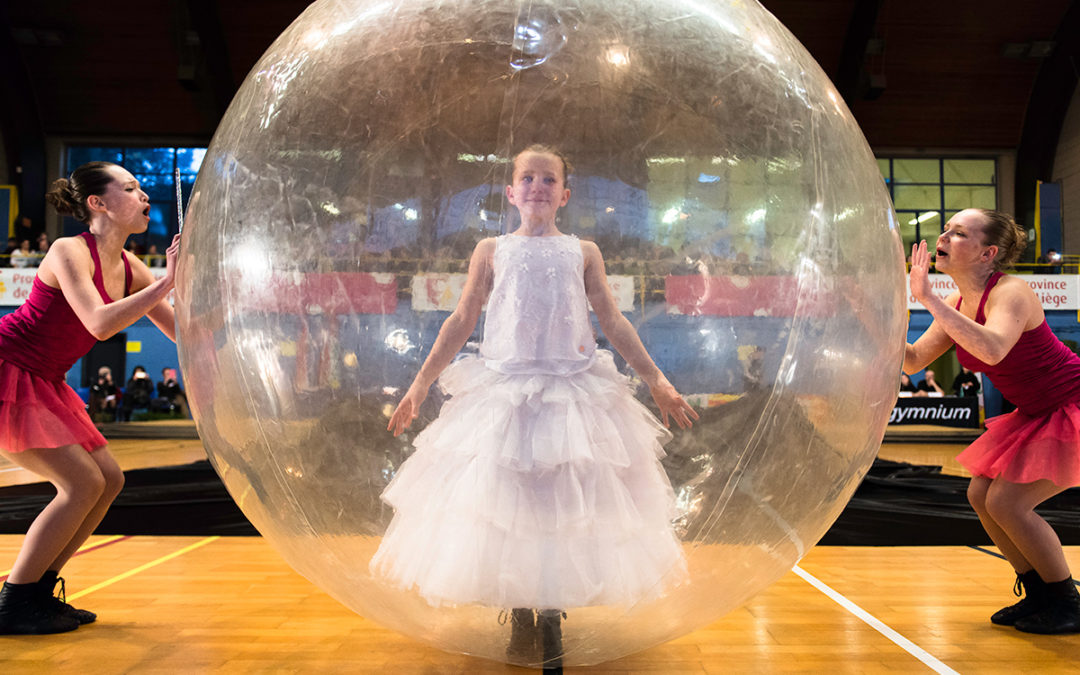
xmin=649 ymin=379 xmax=699 ymax=429
xmin=388 ymin=383 xmax=428 ymax=436
xmin=909 ymin=240 xmax=932 ymax=303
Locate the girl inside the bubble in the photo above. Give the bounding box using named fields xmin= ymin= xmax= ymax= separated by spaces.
xmin=370 ymin=144 xmax=697 ymax=666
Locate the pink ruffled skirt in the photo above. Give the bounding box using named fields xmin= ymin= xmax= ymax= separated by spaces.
xmin=956 ymin=403 xmax=1080 ymax=487
xmin=0 ymin=359 xmax=105 ymax=453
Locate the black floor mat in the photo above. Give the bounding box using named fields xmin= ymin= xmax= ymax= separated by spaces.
xmin=821 ymin=460 xmax=1080 ymax=545
xmin=1 ymin=459 xmax=1077 ymax=545
xmin=0 ymin=461 xmax=257 ymax=536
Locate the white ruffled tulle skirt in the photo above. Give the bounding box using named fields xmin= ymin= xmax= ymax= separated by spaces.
xmin=369 ymin=351 xmax=687 ymax=609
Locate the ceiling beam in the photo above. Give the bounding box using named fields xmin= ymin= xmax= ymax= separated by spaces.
xmin=835 ymin=0 xmax=885 ymax=106
xmin=175 ymin=0 xmax=237 ymax=130
xmin=1015 ymin=0 xmax=1080 ymax=233
xmin=0 ymin=2 xmax=46 ymax=230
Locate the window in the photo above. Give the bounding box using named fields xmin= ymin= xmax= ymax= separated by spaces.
xmin=64 ymin=145 xmax=206 ymax=254
xmin=878 ymin=157 xmax=996 ymax=254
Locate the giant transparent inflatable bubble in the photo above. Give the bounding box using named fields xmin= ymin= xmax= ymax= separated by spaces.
xmin=175 ymin=0 xmax=905 ymax=667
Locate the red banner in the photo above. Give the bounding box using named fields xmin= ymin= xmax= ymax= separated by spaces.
xmin=665 ymin=275 xmax=834 ymax=317
xmin=234 ymin=272 xmax=397 ymax=315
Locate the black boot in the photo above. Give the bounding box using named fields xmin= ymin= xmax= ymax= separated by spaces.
xmin=505 ymin=607 xmax=537 ymax=662
xmin=38 ymin=571 xmax=96 ymax=625
xmin=1015 ymin=578 xmax=1080 ymax=634
xmin=0 ymin=581 xmax=80 ymax=635
xmin=538 ymin=609 xmax=564 ymax=673
xmin=991 ymin=570 xmax=1046 ymax=626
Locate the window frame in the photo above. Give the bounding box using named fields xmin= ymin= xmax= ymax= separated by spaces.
xmin=878 ymin=156 xmax=997 ymax=252
xmin=62 ymin=144 xmax=206 ymax=253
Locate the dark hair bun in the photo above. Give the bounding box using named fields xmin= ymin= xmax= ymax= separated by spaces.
xmin=44 ymin=161 xmax=119 ymax=224
xmin=45 ymin=178 xmax=89 ymax=221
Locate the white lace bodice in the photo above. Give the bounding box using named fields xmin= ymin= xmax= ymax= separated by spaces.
xmin=480 ymin=234 xmax=596 ymax=375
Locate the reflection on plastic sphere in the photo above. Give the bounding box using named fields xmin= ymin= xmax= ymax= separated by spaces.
xmin=174 ymin=0 xmax=905 ymax=667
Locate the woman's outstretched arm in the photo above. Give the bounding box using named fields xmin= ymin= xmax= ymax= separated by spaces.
xmin=125 ymin=234 xmax=182 ymax=342
xmin=39 ymin=234 xmax=180 ymax=341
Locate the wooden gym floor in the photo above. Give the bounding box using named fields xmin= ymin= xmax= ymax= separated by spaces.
xmin=1 ymin=432 xmax=1079 ymax=673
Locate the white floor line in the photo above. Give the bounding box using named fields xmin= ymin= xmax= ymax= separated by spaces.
xmin=792 ymin=564 xmax=959 ymax=675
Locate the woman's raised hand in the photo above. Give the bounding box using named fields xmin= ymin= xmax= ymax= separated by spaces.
xmin=164 ymin=233 xmax=182 ymax=284
xmin=909 ymin=239 xmax=932 ymax=303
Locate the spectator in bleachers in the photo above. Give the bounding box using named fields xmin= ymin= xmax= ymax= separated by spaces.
xmin=10 ymin=240 xmax=34 ymax=268
xmin=88 ymin=366 xmax=119 ymax=422
xmin=145 ymin=244 xmax=165 ymax=268
xmin=1038 ymin=249 xmax=1062 ymax=274
xmin=2 ymin=237 xmax=18 ymax=267
xmin=952 ymin=366 xmax=981 ymax=397
xmin=118 ymin=366 xmax=154 ymax=422
xmin=916 ymin=369 xmax=945 ymax=396
xmin=34 ymin=233 xmax=50 ymax=262
xmin=899 ymin=373 xmax=919 ymax=394
xmin=155 ymin=367 xmax=189 ymax=417
xmin=13 ymin=214 xmax=35 ymax=243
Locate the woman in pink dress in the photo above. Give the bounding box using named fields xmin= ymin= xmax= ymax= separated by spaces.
xmin=0 ymin=161 xmax=180 ymax=634
xmin=905 ymin=208 xmax=1080 ymax=634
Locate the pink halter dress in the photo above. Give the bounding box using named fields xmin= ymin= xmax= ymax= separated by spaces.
xmin=954 ymin=272 xmax=1080 ymax=486
xmin=0 ymin=232 xmax=132 ymax=453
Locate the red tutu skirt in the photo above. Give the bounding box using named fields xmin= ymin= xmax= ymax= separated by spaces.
xmin=0 ymin=359 xmax=105 ymax=453
xmin=956 ymin=403 xmax=1080 ymax=487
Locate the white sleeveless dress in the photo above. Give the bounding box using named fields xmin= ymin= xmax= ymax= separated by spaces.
xmin=369 ymin=234 xmax=686 ymax=609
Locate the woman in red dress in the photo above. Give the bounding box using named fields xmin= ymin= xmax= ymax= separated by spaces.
xmin=905 ymin=208 xmax=1080 ymax=634
xmin=0 ymin=162 xmax=180 ymax=634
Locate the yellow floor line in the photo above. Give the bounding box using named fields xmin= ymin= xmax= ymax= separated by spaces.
xmin=1 ymin=533 xmax=130 ymax=579
xmin=67 ymin=536 xmax=220 ymax=601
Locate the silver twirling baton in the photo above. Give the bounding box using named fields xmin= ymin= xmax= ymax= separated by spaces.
xmin=175 ymin=167 xmax=184 ymax=234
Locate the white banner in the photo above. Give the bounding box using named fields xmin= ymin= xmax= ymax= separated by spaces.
xmin=907 ymin=274 xmax=1080 ymax=311
xmin=0 ymin=269 xmax=37 ymax=305
xmin=0 ymin=267 xmax=171 ymax=307
xmin=606 ymin=274 xmax=636 ymax=313
xmin=411 ymin=273 xmax=636 ymax=312
xmin=411 ymin=273 xmax=468 ymax=312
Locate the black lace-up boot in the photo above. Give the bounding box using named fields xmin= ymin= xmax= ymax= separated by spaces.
xmin=504 ymin=607 xmax=538 ymax=662
xmin=1014 ymin=578 xmax=1080 ymax=634
xmin=538 ymin=609 xmax=564 ymax=673
xmin=0 ymin=581 xmax=80 ymax=635
xmin=991 ymin=570 xmax=1046 ymax=625
xmin=38 ymin=571 xmax=96 ymax=625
